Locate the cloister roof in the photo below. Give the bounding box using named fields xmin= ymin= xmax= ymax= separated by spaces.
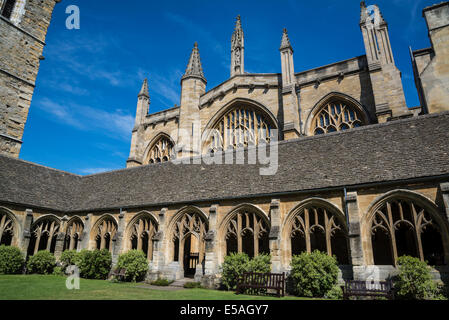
xmin=1 ymin=112 xmax=449 ymax=213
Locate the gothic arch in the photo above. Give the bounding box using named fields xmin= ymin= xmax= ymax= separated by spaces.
xmin=218 ymin=204 xmax=271 ymax=263
xmin=305 ymin=92 xmax=370 ymax=136
xmin=0 ymin=207 xmax=20 ymax=247
xmin=143 ymin=132 xmax=176 ymax=164
xmin=201 ymin=98 xmax=279 ymax=153
xmin=64 ymin=216 xmax=84 ymax=251
xmin=125 ymin=211 xmax=159 ymax=261
xmin=91 ymin=214 xmax=118 ymax=252
xmin=167 ymin=206 xmax=209 ymax=276
xmin=363 ymin=190 xmax=449 ymax=266
xmin=28 ymin=214 xmax=61 ymax=256
xmin=282 ymin=198 xmax=350 ymax=265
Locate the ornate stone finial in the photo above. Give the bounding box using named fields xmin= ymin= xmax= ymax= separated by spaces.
xmin=138 ymin=78 xmax=149 ymax=99
xmin=231 ymin=15 xmax=244 ymax=77
xmin=280 ymin=28 xmax=293 ymax=52
xmin=182 ymin=42 xmax=206 ymax=82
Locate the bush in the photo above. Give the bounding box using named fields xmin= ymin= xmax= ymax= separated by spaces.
xmin=394 ymin=256 xmax=443 ymax=300
xmin=59 ymin=250 xmax=79 ymax=271
xmin=150 ymin=279 xmax=173 ymax=286
xmin=52 ymin=266 xmax=64 ymax=276
xmin=27 ymin=251 xmax=56 ymax=275
xmin=220 ymin=253 xmax=272 ymax=290
xmin=0 ymin=246 xmax=25 ymax=274
xmin=290 ymin=250 xmax=339 ymax=298
xmin=325 ymin=285 xmax=343 ymax=300
xmin=76 ymin=249 xmax=111 ymax=280
xmin=184 ymin=282 xmax=203 ymax=289
xmin=117 ymin=250 xmax=149 ymax=282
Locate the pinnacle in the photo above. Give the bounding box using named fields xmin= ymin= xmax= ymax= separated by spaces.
xmin=138 ymin=78 xmax=149 ymax=98
xmin=182 ymin=42 xmax=206 ymax=82
xmin=280 ymin=28 xmax=293 ymax=52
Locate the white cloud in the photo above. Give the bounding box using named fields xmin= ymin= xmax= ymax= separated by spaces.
xmin=78 ymin=167 xmax=118 ymax=175
xmin=37 ymin=98 xmax=134 ymax=141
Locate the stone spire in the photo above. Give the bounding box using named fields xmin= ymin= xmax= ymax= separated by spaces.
xmin=182 ymin=42 xmax=206 ymax=83
xmin=138 ymin=78 xmax=149 ymax=99
xmin=231 ymin=15 xmax=244 ymax=77
xmin=360 ymin=1 xmax=368 ymax=25
xmin=280 ymin=28 xmax=293 ymax=52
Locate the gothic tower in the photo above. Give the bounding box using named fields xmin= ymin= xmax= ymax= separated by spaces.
xmin=360 ymin=1 xmax=410 ymax=122
xmin=231 ymin=15 xmax=244 ymax=77
xmin=0 ymin=0 xmax=60 ymax=157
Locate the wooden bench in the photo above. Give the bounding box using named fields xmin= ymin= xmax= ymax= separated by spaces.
xmin=236 ymin=272 xmax=285 ymax=298
xmin=108 ymin=268 xmax=127 ymax=281
xmin=342 ymin=280 xmax=394 ymax=300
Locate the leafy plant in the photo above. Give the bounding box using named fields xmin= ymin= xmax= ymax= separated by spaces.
xmin=117 ymin=250 xmax=149 ymax=282
xmin=76 ymin=249 xmax=111 ymax=280
xmin=289 ymin=250 xmax=339 ymax=298
xmin=0 ymin=245 xmax=24 ymax=274
xmin=52 ymin=266 xmax=64 ymax=276
xmin=59 ymin=250 xmax=79 ymax=271
xmin=394 ymin=256 xmax=444 ymax=300
xmin=184 ymin=282 xmax=203 ymax=289
xmin=27 ymin=251 xmax=56 ymax=275
xmin=324 ymin=285 xmax=343 ymax=300
xmin=150 ymin=278 xmax=173 ymax=286
xmin=219 ymin=253 xmax=272 ymax=290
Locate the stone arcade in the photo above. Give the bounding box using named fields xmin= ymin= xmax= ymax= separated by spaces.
xmin=1 ymin=1 xmax=449 ymax=287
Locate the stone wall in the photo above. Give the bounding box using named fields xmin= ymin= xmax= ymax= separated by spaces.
xmin=0 ymin=0 xmax=58 ymax=158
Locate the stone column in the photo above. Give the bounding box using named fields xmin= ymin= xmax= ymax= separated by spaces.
xmin=202 ymin=204 xmax=219 ymax=287
xmin=112 ymin=211 xmax=126 ymax=266
xmin=269 ymin=199 xmax=282 ymax=273
xmin=54 ymin=216 xmax=68 ymax=260
xmin=150 ymin=208 xmax=167 ymax=280
xmin=80 ymin=214 xmax=92 ymax=250
xmin=440 ymin=183 xmax=449 ymax=223
xmin=20 ymin=209 xmax=33 ymax=257
xmin=346 ymin=191 xmax=365 ymax=280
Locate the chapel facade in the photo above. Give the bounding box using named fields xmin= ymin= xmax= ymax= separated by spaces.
xmin=0 ymin=2 xmax=449 ymax=286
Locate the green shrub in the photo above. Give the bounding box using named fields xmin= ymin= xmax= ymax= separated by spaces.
xmin=76 ymin=249 xmax=111 ymax=280
xmin=394 ymin=256 xmax=443 ymax=300
xmin=290 ymin=250 xmax=339 ymax=298
xmin=59 ymin=250 xmax=79 ymax=271
xmin=0 ymin=245 xmax=24 ymax=274
xmin=27 ymin=251 xmax=56 ymax=275
xmin=117 ymin=250 xmax=149 ymax=282
xmin=150 ymin=278 xmax=173 ymax=286
xmin=247 ymin=253 xmax=271 ymax=273
xmin=52 ymin=266 xmax=64 ymax=276
xmin=184 ymin=282 xmax=203 ymax=289
xmin=325 ymin=285 xmax=343 ymax=300
xmin=220 ymin=253 xmax=272 ymax=290
xmin=220 ymin=253 xmax=250 ymax=290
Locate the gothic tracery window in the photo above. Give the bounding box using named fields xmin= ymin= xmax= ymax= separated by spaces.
xmin=94 ymin=217 xmax=117 ymax=252
xmin=28 ymin=217 xmax=60 ymax=255
xmin=371 ymin=199 xmax=445 ymax=266
xmin=207 ymin=107 xmax=275 ymax=153
xmin=0 ymin=211 xmax=14 ymax=246
xmin=147 ymin=135 xmax=174 ymax=164
xmin=1 ymin=0 xmax=16 ymax=19
xmin=290 ymin=206 xmax=349 ymax=264
xmin=225 ymin=209 xmax=270 ymax=258
xmin=130 ymin=215 xmax=157 ymax=261
xmin=172 ymin=212 xmax=208 ymax=276
xmin=312 ymin=100 xmax=365 ymax=135
xmin=64 ymin=218 xmax=84 ymax=251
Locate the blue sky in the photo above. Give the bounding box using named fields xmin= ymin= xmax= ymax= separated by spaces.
xmin=20 ymin=0 xmax=437 ymax=175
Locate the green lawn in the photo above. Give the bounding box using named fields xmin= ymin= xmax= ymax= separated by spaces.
xmin=0 ymin=275 xmax=311 ymax=300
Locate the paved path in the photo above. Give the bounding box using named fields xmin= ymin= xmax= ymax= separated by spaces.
xmin=136 ymin=278 xmax=196 ymax=291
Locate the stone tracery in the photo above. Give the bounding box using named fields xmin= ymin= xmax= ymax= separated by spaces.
xmin=0 ymin=211 xmax=14 ymax=246
xmin=130 ymin=214 xmax=157 ymax=261
xmin=94 ymin=217 xmax=117 ymax=252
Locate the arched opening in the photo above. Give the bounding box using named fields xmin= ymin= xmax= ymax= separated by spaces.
xmin=104 ymin=234 xmax=111 ymax=251
xmin=203 ymin=101 xmax=278 ymax=153
xmin=288 ymin=204 xmax=349 ymax=264
xmin=28 ymin=217 xmax=60 ymax=256
xmin=0 ymin=211 xmax=15 ymax=246
xmin=93 ymin=216 xmax=117 ymax=253
xmin=183 ymin=234 xmax=200 ymax=278
xmin=145 ymin=134 xmax=175 ymax=165
xmin=64 ymin=218 xmax=84 ymax=251
xmin=369 ymin=196 xmax=447 ymax=266
xmin=222 ymin=207 xmax=270 ymax=259
xmin=309 ymin=94 xmax=368 ymax=136
xmin=129 ymin=213 xmax=157 ymax=261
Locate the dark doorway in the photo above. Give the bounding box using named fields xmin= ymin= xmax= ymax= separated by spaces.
xmin=183 ymin=234 xmax=199 ymax=278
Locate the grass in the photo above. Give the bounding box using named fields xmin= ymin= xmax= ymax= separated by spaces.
xmin=0 ymin=275 xmax=313 ymax=300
